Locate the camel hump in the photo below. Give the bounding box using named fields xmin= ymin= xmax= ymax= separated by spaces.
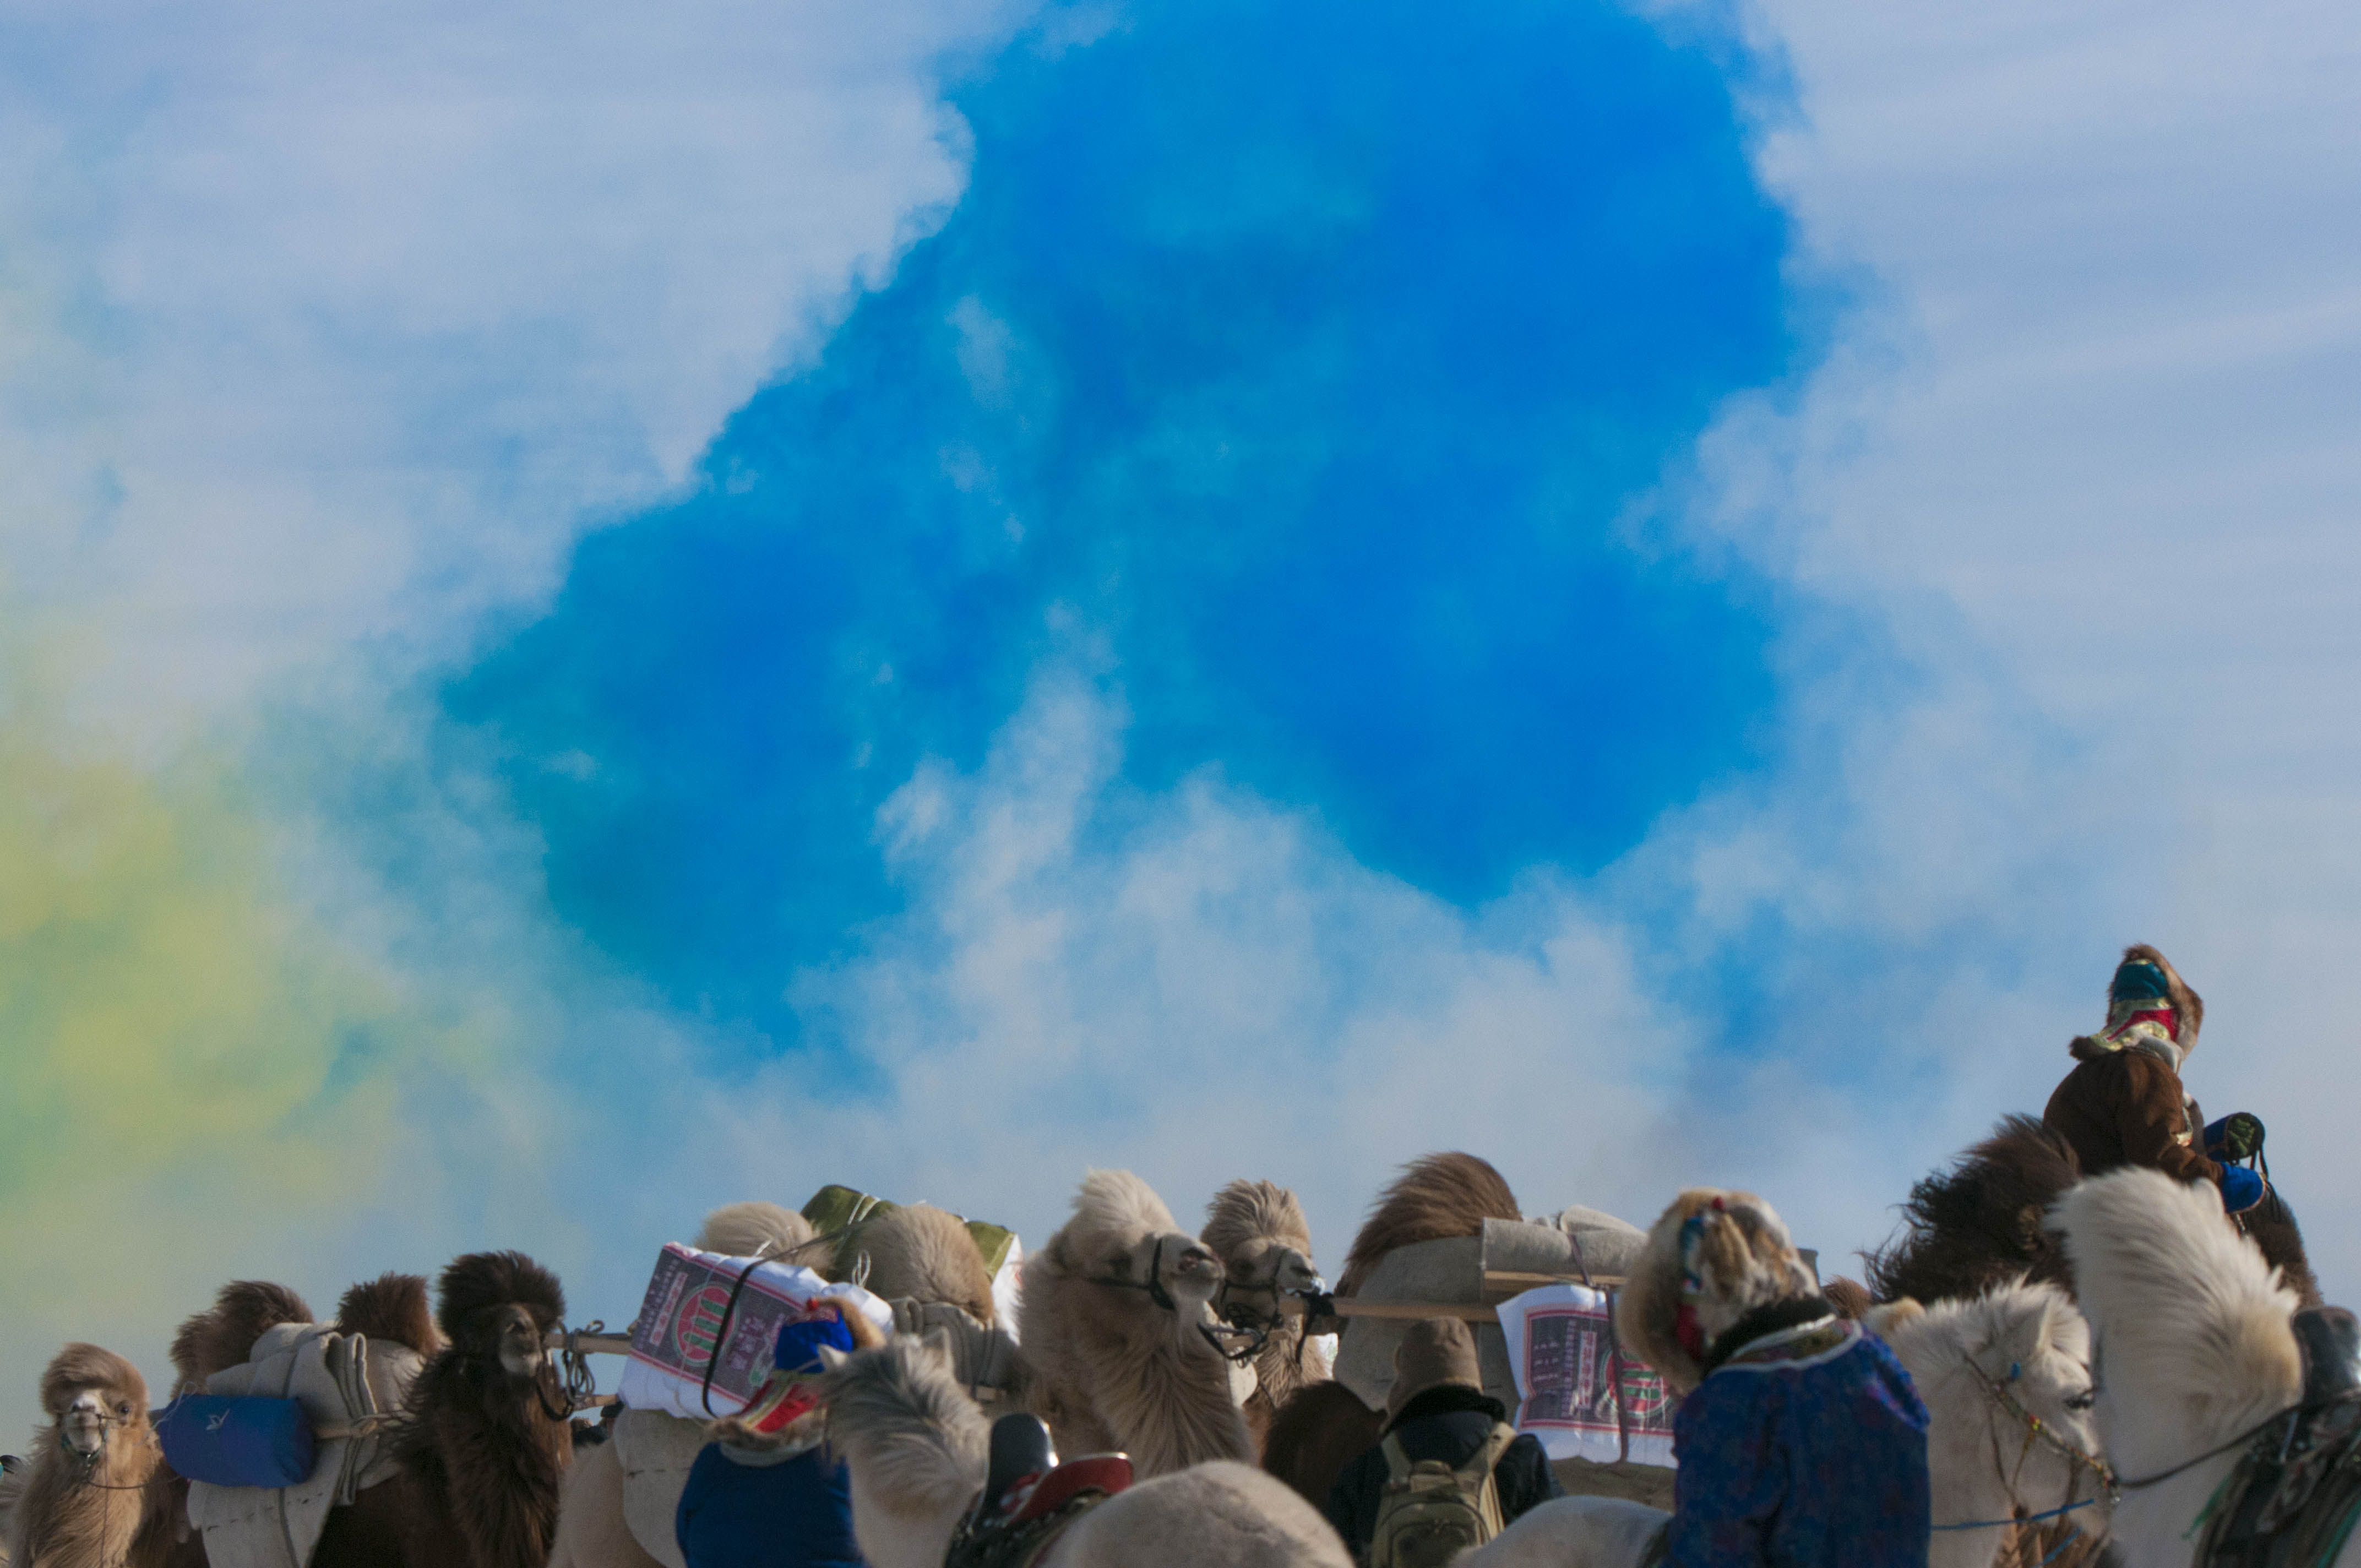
xmin=172 ymin=1281 xmax=317 ymax=1392
xmin=696 ymin=1201 xmax=818 ymax=1264
xmin=1339 ymin=1154 xmax=1520 ymax=1300
xmin=336 ymin=1273 xmax=442 ymax=1358
xmin=853 ymin=1204 xmax=999 ymax=1326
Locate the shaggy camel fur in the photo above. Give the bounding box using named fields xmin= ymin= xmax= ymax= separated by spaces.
xmin=166 ymin=1273 xmax=443 ymax=1568
xmin=1019 ymin=1169 xmax=1253 ymax=1477
xmin=382 ymin=1251 xmax=575 ymax=1568
xmin=6 ymin=1344 xmax=178 ymax=1568
xmin=814 ymin=1332 xmax=1349 ymax=1568
xmin=335 ymin=1275 xmax=445 ymax=1362
xmin=1259 ymin=1382 xmax=1383 ymax=1515
xmin=1865 ymin=1115 xmax=2083 ymax=1307
xmin=169 ymin=1281 xmax=317 ymax=1393
xmin=844 ymin=1204 xmax=998 ymax=1327
xmin=2055 ymin=1168 xmax=2309 ymax=1568
xmin=1870 ymin=1286 xmax=2111 ymax=1568
xmin=1335 ymin=1153 xmax=1519 ymax=1301
xmin=692 ymin=1202 xmax=817 ymax=1264
xmin=1203 ymin=1180 xmax=1328 ymax=1451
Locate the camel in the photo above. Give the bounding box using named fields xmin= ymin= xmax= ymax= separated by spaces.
xmin=5 ymin=1343 xmax=179 ymax=1568
xmin=1865 ymin=1115 xmax=2085 ymax=1306
xmin=379 ymin=1251 xmax=575 ymax=1568
xmin=2052 ymin=1167 xmax=2330 ymax=1568
xmin=1261 ymin=1153 xmax=1520 ymax=1506
xmin=1259 ymin=1381 xmax=1383 ymax=1515
xmin=813 ymin=1330 xmax=1350 ymax=1567
xmin=1869 ymin=1287 xmax=2112 ymax=1568
xmin=1201 ymin=1180 xmax=1328 ymax=1452
xmin=1019 ymin=1169 xmax=1254 ymax=1477
xmin=230 ymin=1251 xmax=575 ymax=1568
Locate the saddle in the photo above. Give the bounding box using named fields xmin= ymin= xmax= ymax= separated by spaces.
xmin=2191 ymin=1307 xmax=2361 ymax=1568
xmin=943 ymin=1415 xmax=1133 ymax=1568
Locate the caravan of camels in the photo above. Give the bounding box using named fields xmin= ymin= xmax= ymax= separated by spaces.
xmin=4 ymin=946 xmax=2347 ymax=1568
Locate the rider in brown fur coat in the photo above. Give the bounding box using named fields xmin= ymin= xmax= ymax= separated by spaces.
xmin=2042 ymin=945 xmax=2264 ymax=1213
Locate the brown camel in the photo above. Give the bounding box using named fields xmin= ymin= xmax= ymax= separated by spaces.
xmin=171 ymin=1255 xmax=568 ymax=1568
xmin=6 ymin=1343 xmax=179 ymax=1568
xmin=1019 ymin=1169 xmax=1254 ymax=1477
xmin=1263 ymin=1153 xmax=1517 ymax=1508
xmin=1201 ymin=1179 xmax=1327 ymax=1453
xmin=1259 ymin=1381 xmax=1383 ymax=1516
xmin=377 ymin=1251 xmax=574 ymax=1568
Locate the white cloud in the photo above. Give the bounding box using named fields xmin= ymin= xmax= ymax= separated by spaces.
xmin=1733 ymin=0 xmax=2361 ymax=1286
xmin=0 ymin=0 xmax=1022 ymax=729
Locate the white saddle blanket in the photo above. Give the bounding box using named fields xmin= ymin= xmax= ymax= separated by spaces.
xmin=614 ymin=1408 xmax=707 ymax=1568
xmin=187 ymin=1322 xmax=425 ymax=1568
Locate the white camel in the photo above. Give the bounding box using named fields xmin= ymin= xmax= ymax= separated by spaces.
xmin=1462 ymin=1281 xmax=2108 ymax=1568
xmin=1872 ymin=1285 xmax=2112 ymax=1568
xmin=814 ymin=1330 xmax=1348 ymax=1567
xmin=2054 ymin=1166 xmax=2322 ymax=1568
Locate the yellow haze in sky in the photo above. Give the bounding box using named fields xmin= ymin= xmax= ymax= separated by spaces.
xmin=0 ymin=659 xmax=408 ymax=1433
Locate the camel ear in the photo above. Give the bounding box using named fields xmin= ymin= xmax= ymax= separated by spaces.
xmin=815 ymin=1344 xmax=851 ymax=1371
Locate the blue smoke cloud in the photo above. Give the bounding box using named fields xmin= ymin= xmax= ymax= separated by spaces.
xmin=449 ymin=0 xmax=1814 ymax=1049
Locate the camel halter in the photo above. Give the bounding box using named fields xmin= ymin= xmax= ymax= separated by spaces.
xmin=1931 ymin=1359 xmax=2112 ymax=1553
xmin=1092 ymin=1238 xmax=1265 ymax=1365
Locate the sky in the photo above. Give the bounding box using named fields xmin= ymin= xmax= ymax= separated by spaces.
xmin=2 ymin=0 xmax=2355 ymax=1441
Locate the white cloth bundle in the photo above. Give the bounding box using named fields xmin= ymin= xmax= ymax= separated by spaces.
xmin=1494 ymin=1283 xmax=1676 ymax=1468
xmin=615 ymin=1243 xmax=893 ymax=1420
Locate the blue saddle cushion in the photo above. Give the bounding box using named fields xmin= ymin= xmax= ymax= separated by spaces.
xmin=157 ymin=1395 xmax=317 ymax=1488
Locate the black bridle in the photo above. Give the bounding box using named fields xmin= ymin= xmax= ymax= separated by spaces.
xmin=1093 ymin=1238 xmax=1270 ymax=1366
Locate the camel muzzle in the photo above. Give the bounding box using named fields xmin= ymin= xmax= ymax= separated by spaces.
xmin=60 ymin=1394 xmax=110 ymax=1459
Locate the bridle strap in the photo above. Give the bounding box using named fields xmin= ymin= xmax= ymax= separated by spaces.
xmin=1092 ymin=1237 xmax=1179 ymax=1313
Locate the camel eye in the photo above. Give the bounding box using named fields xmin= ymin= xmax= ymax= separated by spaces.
xmin=2065 ymin=1387 xmax=2096 ymax=1411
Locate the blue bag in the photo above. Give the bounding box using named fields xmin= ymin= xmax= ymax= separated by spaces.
xmin=156 ymin=1395 xmax=318 ymax=1488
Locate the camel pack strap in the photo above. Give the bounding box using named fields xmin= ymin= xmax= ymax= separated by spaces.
xmin=156 ymin=1395 xmax=317 ymax=1489
xmin=1369 ymin=1421 xmax=1515 ymax=1568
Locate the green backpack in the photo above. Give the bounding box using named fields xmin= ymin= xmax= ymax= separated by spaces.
xmin=1367 ymin=1421 xmax=1515 ymax=1568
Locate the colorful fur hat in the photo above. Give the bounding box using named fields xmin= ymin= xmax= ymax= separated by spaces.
xmin=2101 ymin=944 xmax=2204 ymax=1053
xmin=1615 ymin=1189 xmax=1819 ymax=1396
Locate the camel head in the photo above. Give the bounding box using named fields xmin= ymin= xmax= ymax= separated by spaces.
xmin=1875 ymin=1282 xmax=2110 ymax=1564
xmin=37 ymin=1343 xmax=151 ymax=1465
xmin=1057 ymin=1169 xmax=1226 ymax=1314
xmin=1115 ymin=1230 xmax=1225 ymax=1313
xmin=436 ymin=1250 xmax=566 ymax=1386
xmin=1203 ymin=1178 xmax=1323 ymax=1328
